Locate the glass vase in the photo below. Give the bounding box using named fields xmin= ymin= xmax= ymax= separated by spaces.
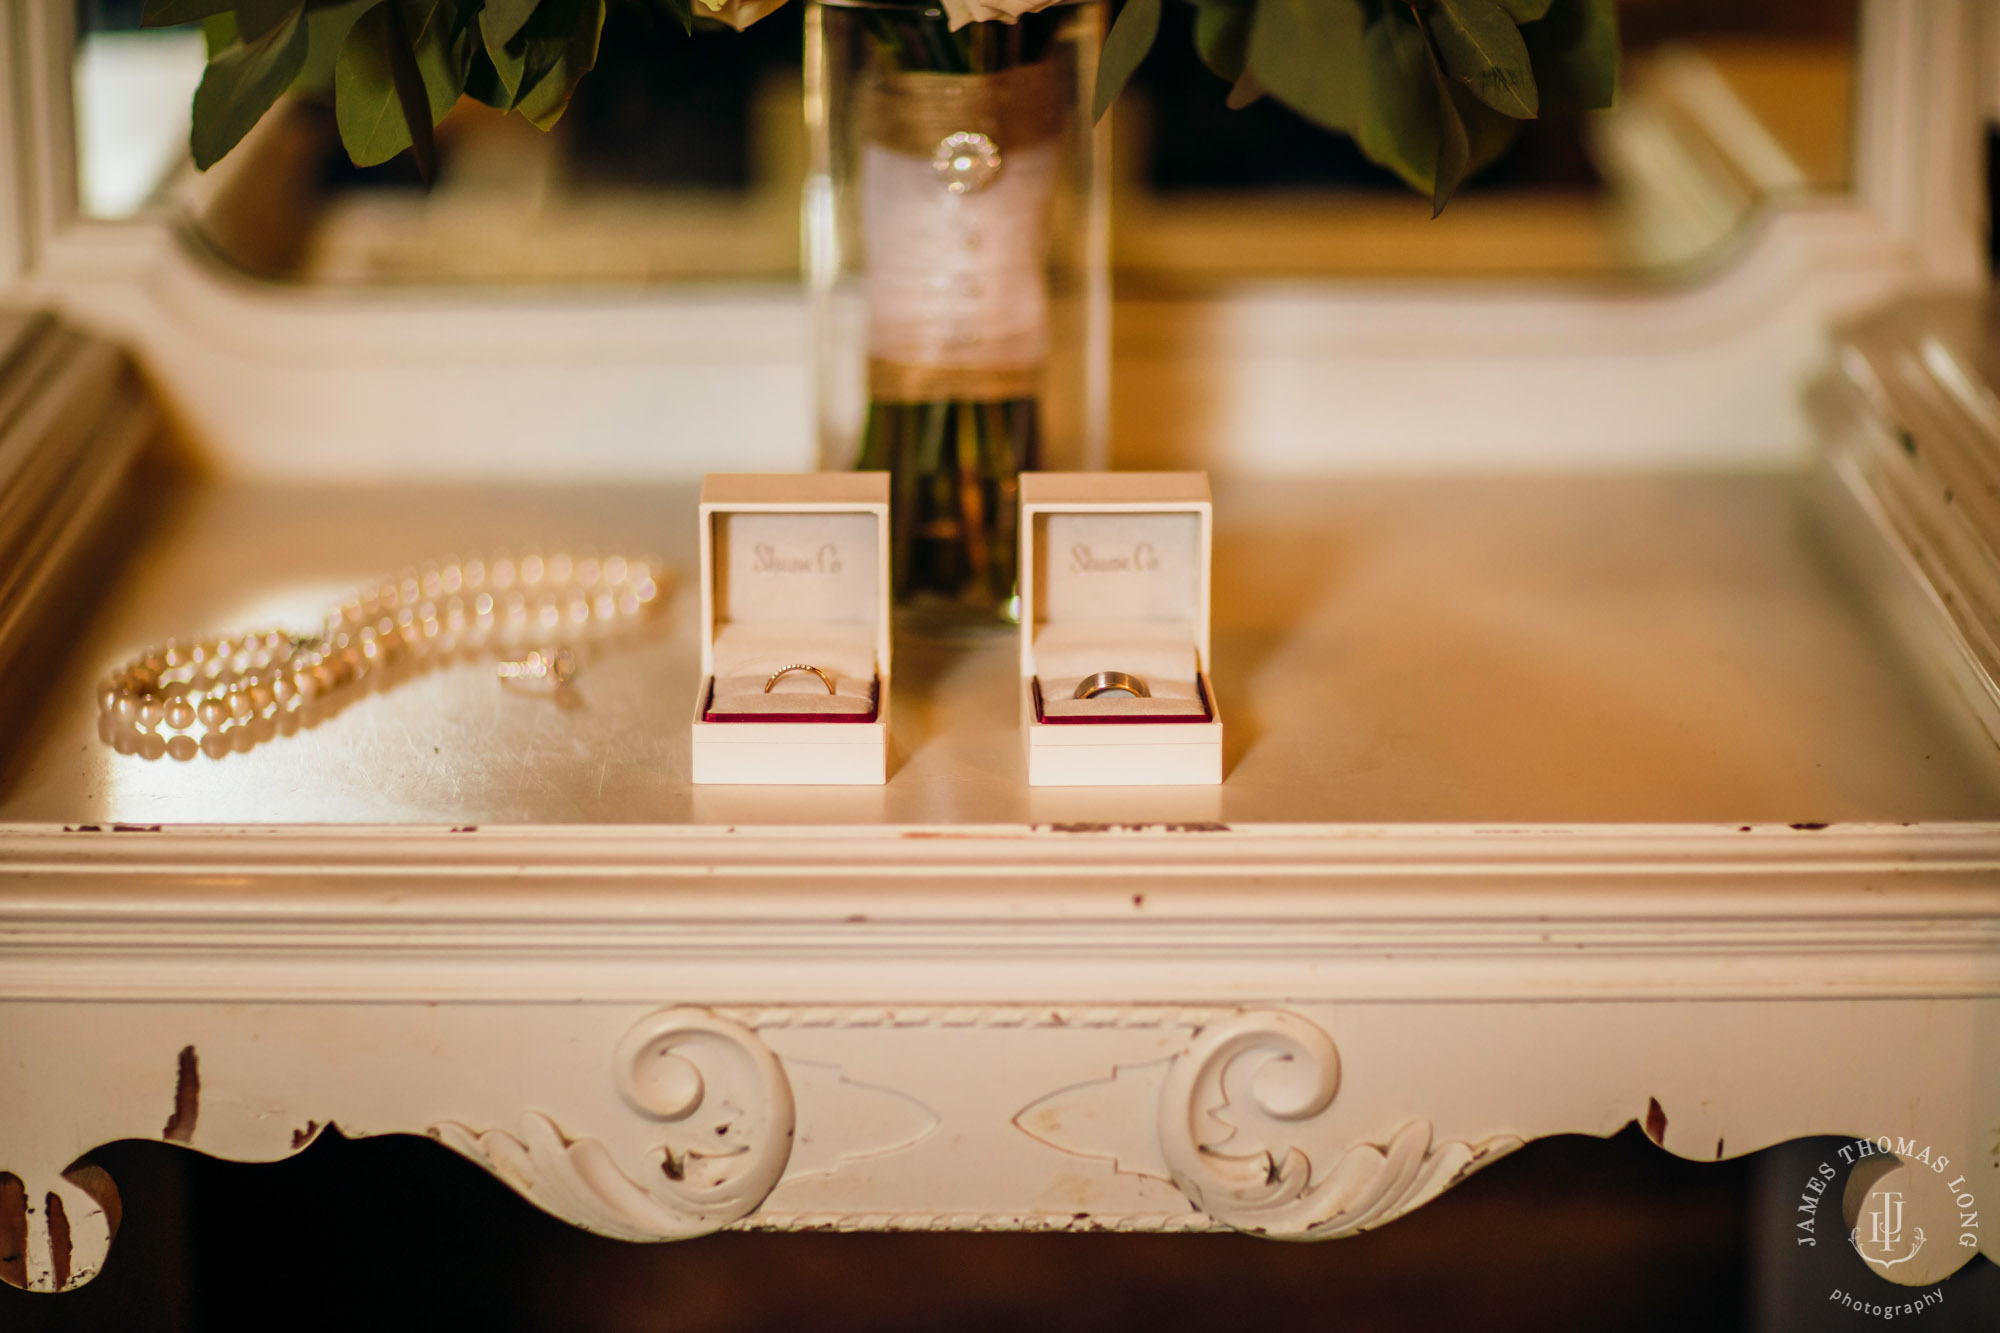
xmin=806 ymin=0 xmax=1108 ymax=624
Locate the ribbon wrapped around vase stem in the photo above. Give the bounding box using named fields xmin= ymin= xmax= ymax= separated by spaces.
xmin=862 ymin=60 xmax=1070 ymax=405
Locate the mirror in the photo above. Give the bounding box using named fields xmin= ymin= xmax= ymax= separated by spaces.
xmin=73 ymin=0 xmax=207 ymax=219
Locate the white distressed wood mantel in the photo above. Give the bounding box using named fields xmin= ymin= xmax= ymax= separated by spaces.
xmin=1 ymin=819 xmax=1997 ymax=1293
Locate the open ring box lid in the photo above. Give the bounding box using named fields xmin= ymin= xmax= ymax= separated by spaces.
xmin=692 ymin=472 xmax=891 ymax=784
xmin=1019 ymin=471 xmax=1222 ymax=785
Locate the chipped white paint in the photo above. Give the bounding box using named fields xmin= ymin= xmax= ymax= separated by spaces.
xmin=1 ymin=1165 xmax=119 ymax=1293
xmin=0 ymin=893 xmax=1994 ymax=1291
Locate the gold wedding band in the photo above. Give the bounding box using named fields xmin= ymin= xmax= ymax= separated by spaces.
xmin=765 ymin=663 xmax=836 ymax=695
xmin=1074 ymin=670 xmax=1149 ymax=700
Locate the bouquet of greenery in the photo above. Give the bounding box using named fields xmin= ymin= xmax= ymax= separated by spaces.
xmin=1096 ymin=0 xmax=1617 ymax=213
xmin=153 ymin=0 xmax=1615 ymax=207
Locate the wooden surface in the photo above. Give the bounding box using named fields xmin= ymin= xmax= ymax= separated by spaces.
xmin=3 ymin=472 xmax=1997 ymax=825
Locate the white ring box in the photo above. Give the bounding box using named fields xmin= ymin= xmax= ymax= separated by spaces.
xmin=692 ymin=473 xmax=891 ymax=785
xmin=1020 ymin=471 xmax=1223 ymax=785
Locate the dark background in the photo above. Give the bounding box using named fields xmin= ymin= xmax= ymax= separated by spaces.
xmin=2 ymin=1124 xmax=1995 ymax=1332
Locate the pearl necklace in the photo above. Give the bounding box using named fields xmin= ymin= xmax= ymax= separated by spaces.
xmin=98 ymin=552 xmax=661 ymax=736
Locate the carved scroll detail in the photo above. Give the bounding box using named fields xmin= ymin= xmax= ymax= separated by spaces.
xmin=1159 ymin=1009 xmax=1520 ymax=1238
xmin=433 ymin=1007 xmax=795 ymax=1241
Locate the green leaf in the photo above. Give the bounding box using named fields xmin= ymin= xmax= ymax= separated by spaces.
xmin=298 ymin=1 xmax=377 ymax=93
xmin=383 ymin=0 xmax=441 ymax=180
xmin=1428 ymin=0 xmax=1537 ymax=119
xmin=1423 ymin=45 xmax=1521 ymax=215
xmin=1189 ymin=0 xmax=1253 ymax=85
xmin=188 ymin=6 xmax=308 ymax=169
xmin=1455 ymin=79 xmax=1523 ymax=176
xmin=1245 ymin=0 xmax=1369 ymax=136
xmin=480 ymin=7 xmax=529 ymax=99
xmin=142 ymin=0 xmax=236 ymax=27
xmin=1521 ymin=0 xmax=1617 ymax=111
xmin=334 ymin=0 xmax=472 ymax=167
xmin=1351 ymin=5 xmax=1439 ymax=195
xmin=334 ymin=5 xmax=403 ymax=164
xmin=1092 ymin=0 xmax=1160 ymax=123
xmin=514 ymin=0 xmax=605 ymax=130
xmin=235 ymin=0 xmax=301 ymax=39
xmin=1425 ymin=40 xmax=1468 ymax=216
xmin=1495 ymin=0 xmax=1554 ymax=21
xmin=481 ymin=0 xmax=542 ymax=46
xmin=1224 ymin=67 xmax=1262 ymax=111
xmin=201 ymin=12 xmax=239 ymax=56
xmin=464 ymin=45 xmax=516 ymax=107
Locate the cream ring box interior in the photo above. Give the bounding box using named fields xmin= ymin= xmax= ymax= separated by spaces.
xmin=1020 ymin=471 xmax=1222 ymax=785
xmin=692 ymin=472 xmax=891 ymax=785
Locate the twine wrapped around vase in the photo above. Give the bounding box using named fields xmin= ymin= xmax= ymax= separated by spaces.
xmin=861 ymin=62 xmax=1070 ymax=157
xmin=861 ymin=60 xmax=1070 ymax=405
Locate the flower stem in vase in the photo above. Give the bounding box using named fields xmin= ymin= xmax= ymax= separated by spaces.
xmin=853 ymin=4 xmax=1068 ymax=622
